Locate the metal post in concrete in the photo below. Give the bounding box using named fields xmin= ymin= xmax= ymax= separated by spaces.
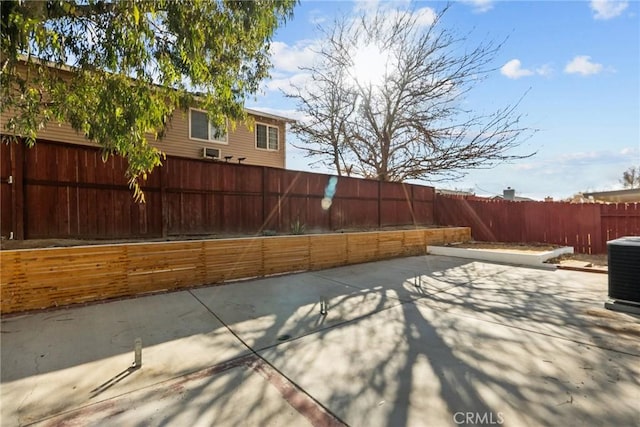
xmin=320 ymin=297 xmax=328 ymax=316
xmin=134 ymin=338 xmax=142 ymax=368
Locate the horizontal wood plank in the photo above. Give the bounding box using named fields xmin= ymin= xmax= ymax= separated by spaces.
xmin=1 ymin=227 xmax=471 ymax=314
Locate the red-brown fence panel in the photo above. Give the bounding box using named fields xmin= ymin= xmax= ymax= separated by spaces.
xmin=19 ymin=141 xmax=162 ymax=239
xmin=330 ymin=176 xmax=379 ymax=230
xmin=0 ymin=140 xmax=437 ymax=240
xmin=411 ymin=185 xmax=435 ymax=225
xmin=434 ymin=195 xmax=613 ymax=254
xmin=601 ymin=203 xmax=640 ymax=244
xmin=380 ymin=182 xmax=411 ymax=227
xmin=0 ymin=142 xmax=16 ymax=238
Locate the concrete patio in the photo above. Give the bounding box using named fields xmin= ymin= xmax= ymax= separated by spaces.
xmin=1 ymin=255 xmax=639 ymax=426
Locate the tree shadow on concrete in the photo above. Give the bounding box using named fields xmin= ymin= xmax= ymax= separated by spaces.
xmin=3 ymin=255 xmax=639 ymax=426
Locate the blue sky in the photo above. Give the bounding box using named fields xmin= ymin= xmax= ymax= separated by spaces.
xmin=248 ymin=0 xmax=640 ymax=200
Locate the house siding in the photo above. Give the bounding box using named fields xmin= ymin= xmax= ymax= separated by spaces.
xmin=1 ymin=62 xmax=287 ymax=169
xmin=157 ymin=110 xmax=286 ymax=168
xmin=0 ymin=109 xmax=287 ymax=169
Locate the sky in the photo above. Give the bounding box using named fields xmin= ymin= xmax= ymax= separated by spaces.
xmin=247 ymin=0 xmax=640 ymax=201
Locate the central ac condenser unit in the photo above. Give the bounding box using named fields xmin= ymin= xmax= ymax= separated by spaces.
xmin=605 ymin=236 xmax=640 ymax=314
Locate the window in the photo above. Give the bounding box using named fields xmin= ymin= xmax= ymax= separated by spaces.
xmin=189 ymin=109 xmax=227 ymax=143
xmin=256 ymin=123 xmax=279 ymax=150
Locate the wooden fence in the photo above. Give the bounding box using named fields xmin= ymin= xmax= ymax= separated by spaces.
xmin=435 ymin=195 xmax=640 ymax=254
xmin=0 ymin=227 xmax=471 ymax=314
xmin=0 ymin=140 xmax=435 ymax=240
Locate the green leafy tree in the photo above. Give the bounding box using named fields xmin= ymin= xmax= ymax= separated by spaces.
xmin=1 ymin=0 xmax=296 ymax=200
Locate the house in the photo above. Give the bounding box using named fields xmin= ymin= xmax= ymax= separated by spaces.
xmin=162 ymin=106 xmax=293 ymax=168
xmin=492 ymin=187 xmax=535 ymax=202
xmin=1 ymin=61 xmax=294 ymax=169
xmin=583 ymin=189 xmax=640 ymax=203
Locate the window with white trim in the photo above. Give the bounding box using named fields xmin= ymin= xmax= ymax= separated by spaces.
xmin=256 ymin=123 xmax=279 ymax=150
xmin=189 ymin=109 xmax=227 ymax=143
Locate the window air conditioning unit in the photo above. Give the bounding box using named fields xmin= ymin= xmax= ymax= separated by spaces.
xmin=203 ymin=147 xmax=220 ymax=160
xmin=605 ymin=236 xmax=640 ymax=314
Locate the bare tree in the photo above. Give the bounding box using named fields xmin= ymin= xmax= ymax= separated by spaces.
xmin=286 ymin=6 xmax=535 ymax=181
xmin=287 ymin=20 xmax=360 ymax=176
xmin=288 ymin=58 xmax=358 ymax=176
xmin=620 ymin=166 xmax=640 ymax=189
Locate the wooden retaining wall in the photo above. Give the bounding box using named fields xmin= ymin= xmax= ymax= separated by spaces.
xmin=0 ymin=227 xmax=470 ymax=314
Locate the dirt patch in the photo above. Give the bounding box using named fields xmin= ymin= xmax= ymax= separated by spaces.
xmin=0 ymin=235 xmax=239 ymax=250
xmin=548 ymin=252 xmax=608 ymax=267
xmin=0 ymin=225 xmax=447 ymax=251
xmin=448 ymin=241 xmax=608 ymax=268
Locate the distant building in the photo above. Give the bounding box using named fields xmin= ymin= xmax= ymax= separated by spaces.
xmin=583 ymin=189 xmax=640 ymax=203
xmin=492 ymin=187 xmax=535 ymax=202
xmin=436 ymin=188 xmax=475 ymax=197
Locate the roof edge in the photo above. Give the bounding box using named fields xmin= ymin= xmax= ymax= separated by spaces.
xmin=244 ymin=108 xmax=297 ymax=124
xmin=15 ymin=56 xmax=296 ymax=124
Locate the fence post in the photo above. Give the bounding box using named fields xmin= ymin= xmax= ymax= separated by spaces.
xmin=433 ymin=191 xmax=438 ymax=225
xmin=328 ymin=189 xmax=333 ymax=231
xmin=377 ymin=180 xmax=382 ymax=229
xmin=160 ymin=158 xmax=168 ymax=237
xmin=12 ymin=141 xmax=25 ymax=240
xmin=262 ymin=166 xmax=267 ymax=230
xmin=594 ymin=203 xmax=603 ymax=254
xmin=411 ymin=184 xmax=415 ymax=224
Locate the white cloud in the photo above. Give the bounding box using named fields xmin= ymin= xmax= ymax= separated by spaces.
xmin=564 ymin=55 xmax=603 ymax=76
xmin=502 ymin=147 xmax=638 ymax=197
xmin=590 ymin=0 xmax=629 ymax=20
xmin=353 ymin=1 xmax=435 ymax=26
xmin=500 ymin=59 xmax=534 ymax=79
xmin=266 ymin=4 xmax=437 ymax=94
xmin=308 ymin=9 xmax=327 ymax=25
xmin=512 ymin=163 xmax=537 ymax=171
xmin=515 ymin=148 xmax=637 ymax=171
xmin=535 ymin=64 xmax=554 ymax=77
xmin=462 ymin=0 xmax=495 ymax=13
xmin=413 ymin=7 xmax=437 ymax=27
xmin=501 ymin=59 xmax=555 ymax=79
xmin=269 ymin=40 xmax=320 ymax=73
xmin=353 ymin=0 xmax=381 ymax=14
xmin=558 ymin=151 xmax=600 ymax=162
xmin=265 ymin=72 xmax=313 ymax=93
